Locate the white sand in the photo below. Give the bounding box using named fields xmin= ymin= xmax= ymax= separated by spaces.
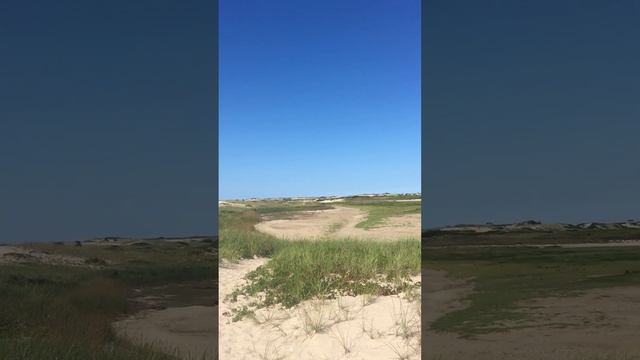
xmin=113 ymin=305 xmax=217 ymax=359
xmin=219 ymin=258 xmax=421 ymax=360
xmin=254 ymin=206 xmax=420 ymax=241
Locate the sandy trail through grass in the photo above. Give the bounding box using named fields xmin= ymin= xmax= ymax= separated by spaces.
xmin=254 ymin=206 xmax=419 ymax=240
xmin=219 ymin=258 xmax=421 ymax=360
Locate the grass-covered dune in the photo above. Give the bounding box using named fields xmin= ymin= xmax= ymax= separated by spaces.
xmin=0 ymin=238 xmax=216 ymax=359
xmin=219 ymin=202 xmax=420 ymax=318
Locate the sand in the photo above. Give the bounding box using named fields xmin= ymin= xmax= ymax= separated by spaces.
xmin=219 ymin=258 xmax=421 ymax=360
xmin=423 ymin=268 xmax=640 ymax=359
xmin=319 ymin=198 xmax=346 ymax=203
xmin=113 ymin=305 xmax=217 ymax=359
xmin=254 ymin=206 xmax=420 ymax=241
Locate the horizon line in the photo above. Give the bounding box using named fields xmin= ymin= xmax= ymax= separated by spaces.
xmin=219 ymin=191 xmax=422 ymax=201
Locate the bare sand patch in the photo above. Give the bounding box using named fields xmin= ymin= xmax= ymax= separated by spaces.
xmin=254 ymin=206 xmax=420 ymax=241
xmin=113 ymin=305 xmax=217 ymax=360
xmin=423 ymin=268 xmax=640 ymax=359
xmin=319 ymin=198 xmax=345 ymax=203
xmin=220 ymin=201 xmax=250 ymax=208
xmin=219 ymin=258 xmax=421 ymax=360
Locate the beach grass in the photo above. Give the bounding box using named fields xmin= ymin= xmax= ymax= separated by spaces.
xmin=235 ymin=238 xmax=420 ymax=309
xmin=342 ymin=201 xmax=420 ymax=229
xmin=219 ymin=202 xmax=421 ymax=316
xmin=0 ymin=238 xmax=216 ymax=359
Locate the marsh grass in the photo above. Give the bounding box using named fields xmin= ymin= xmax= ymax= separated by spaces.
xmin=0 ymin=238 xmax=216 ymax=359
xmin=0 ymin=337 xmax=178 ymax=360
xmin=0 ymin=265 xmax=177 ymax=359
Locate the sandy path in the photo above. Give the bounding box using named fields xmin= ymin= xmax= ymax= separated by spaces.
xmin=113 ymin=305 xmax=217 ymax=359
xmin=254 ymin=206 xmax=420 ymax=241
xmin=219 ymin=258 xmax=421 ymax=360
xmin=423 ymin=267 xmax=640 ymax=359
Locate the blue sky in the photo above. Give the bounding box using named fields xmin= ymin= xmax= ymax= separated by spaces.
xmin=219 ymin=0 xmax=421 ymax=199
xmin=424 ymin=1 xmax=640 ymax=227
xmin=0 ymin=1 xmax=216 ymax=242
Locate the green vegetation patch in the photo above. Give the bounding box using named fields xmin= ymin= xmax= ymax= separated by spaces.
xmin=343 ymin=201 xmax=420 ymax=229
xmin=0 ymin=238 xmax=216 ymax=359
xmin=0 ymin=263 xmax=178 ymax=359
xmin=220 ymin=228 xmax=421 ymax=315
xmin=220 ymin=206 xmax=421 ymax=319
xmin=254 ymin=203 xmax=333 ymax=217
xmin=423 ymin=246 xmax=640 ymax=336
xmin=219 ymin=229 xmax=283 ymax=261
xmin=0 ymin=337 xmax=177 ymax=360
xmin=230 ymin=239 xmax=420 ymax=312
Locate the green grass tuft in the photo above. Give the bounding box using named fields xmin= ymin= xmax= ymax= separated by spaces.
xmin=232 ymin=238 xmax=420 ymax=310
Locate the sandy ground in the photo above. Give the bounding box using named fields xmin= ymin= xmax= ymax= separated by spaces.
xmin=113 ymin=306 xmax=217 ymax=359
xmin=220 ymin=201 xmax=250 ymax=208
xmin=319 ymin=198 xmax=346 ymax=203
xmin=0 ymin=245 xmax=93 ymax=266
xmin=254 ymin=206 xmax=420 ymax=241
xmin=219 ymin=258 xmax=421 ymax=360
xmin=423 ymin=268 xmax=640 ymax=359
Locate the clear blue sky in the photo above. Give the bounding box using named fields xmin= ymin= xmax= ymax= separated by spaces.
xmin=424 ymin=1 xmax=640 ymax=228
xmin=219 ymin=0 xmax=421 ymax=200
xmin=0 ymin=1 xmax=216 ymax=242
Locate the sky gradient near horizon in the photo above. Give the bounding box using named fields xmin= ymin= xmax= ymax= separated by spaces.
xmin=424 ymin=1 xmax=640 ymax=228
xmin=0 ymin=1 xmax=217 ymax=242
xmin=219 ymin=0 xmax=421 ymax=200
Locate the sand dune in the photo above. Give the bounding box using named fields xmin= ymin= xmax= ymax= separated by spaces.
xmin=219 ymin=258 xmax=421 ymax=360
